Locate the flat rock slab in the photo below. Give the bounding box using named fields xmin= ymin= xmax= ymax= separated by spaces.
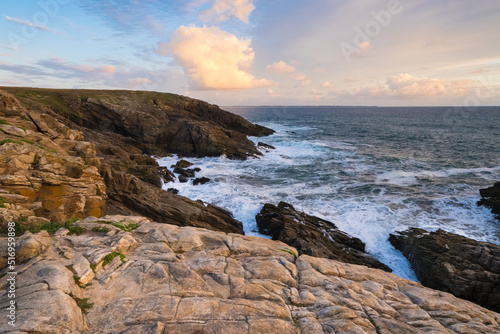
xmin=1 ymin=218 xmax=500 ymax=333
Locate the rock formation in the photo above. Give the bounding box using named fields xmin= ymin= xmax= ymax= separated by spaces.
xmin=0 ymin=88 xmax=271 ymax=234
xmin=256 ymin=202 xmax=392 ymax=272
xmin=1 ymin=216 xmax=499 ymax=334
xmin=1 ymin=87 xmax=274 ymax=159
xmin=478 ymin=182 xmax=500 ymax=221
xmin=389 ymin=228 xmax=500 ymax=313
xmin=0 ymin=90 xmax=106 ymax=230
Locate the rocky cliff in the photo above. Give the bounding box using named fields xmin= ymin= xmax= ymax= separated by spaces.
xmin=0 ymin=88 xmax=273 ymax=234
xmin=1 ymin=216 xmax=500 ymax=334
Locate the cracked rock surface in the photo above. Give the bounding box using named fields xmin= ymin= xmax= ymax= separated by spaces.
xmin=2 ymin=216 xmax=500 ymax=333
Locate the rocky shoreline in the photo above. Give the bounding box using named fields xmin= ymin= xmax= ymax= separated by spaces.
xmin=1 ymin=87 xmax=500 ymax=333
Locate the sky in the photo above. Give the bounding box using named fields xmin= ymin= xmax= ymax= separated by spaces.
xmin=0 ymin=0 xmax=499 ymax=106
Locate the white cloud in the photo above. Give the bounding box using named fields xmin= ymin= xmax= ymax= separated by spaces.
xmin=5 ymin=16 xmax=56 ymax=33
xmin=167 ymin=25 xmax=271 ymax=91
xmin=196 ymin=0 xmax=255 ymax=23
xmin=266 ymin=61 xmax=295 ymax=74
xmin=386 ymin=73 xmax=474 ymax=97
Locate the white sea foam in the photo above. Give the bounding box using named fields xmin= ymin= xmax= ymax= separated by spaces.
xmin=157 ymin=125 xmax=500 ymax=282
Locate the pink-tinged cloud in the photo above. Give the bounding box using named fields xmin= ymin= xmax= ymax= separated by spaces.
xmin=167 ymin=25 xmax=271 ymax=91
xmin=266 ymin=61 xmax=295 ymax=74
xmin=76 ymin=64 xmax=115 ymax=77
xmin=5 ymin=16 xmax=56 ymax=33
xmin=322 ymin=81 xmax=332 ymax=88
xmin=386 ymin=73 xmax=474 ymax=97
xmin=128 ymin=77 xmax=153 ymax=87
xmin=196 ymin=0 xmax=255 ymax=23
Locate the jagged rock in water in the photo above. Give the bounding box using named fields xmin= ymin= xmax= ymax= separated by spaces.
xmin=193 ymin=177 xmax=211 ymax=185
xmin=478 ymin=181 xmax=500 ymax=221
xmin=389 ymin=227 xmax=500 ymax=313
xmin=172 ymin=159 xmax=194 ymax=169
xmin=256 ymin=202 xmax=392 ymax=272
xmin=1 ymin=216 xmax=499 ymax=333
xmin=258 ymin=142 xmax=275 ymax=150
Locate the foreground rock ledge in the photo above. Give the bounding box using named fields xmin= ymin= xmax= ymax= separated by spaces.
xmin=390 ymin=228 xmax=500 ymax=313
xmin=1 ymin=216 xmax=499 ymax=334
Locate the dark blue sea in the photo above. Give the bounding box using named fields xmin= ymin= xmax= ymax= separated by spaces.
xmin=158 ymin=106 xmax=500 ymax=280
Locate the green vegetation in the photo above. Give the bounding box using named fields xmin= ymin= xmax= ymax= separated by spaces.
xmin=278 ymin=248 xmax=298 ymax=259
xmin=81 ymin=96 xmax=89 ymax=103
xmin=21 ymin=139 xmax=35 ymax=144
xmin=0 ymin=272 xmax=7 ymax=279
xmin=64 ymin=218 xmax=84 ymax=235
xmin=0 ymin=139 xmax=24 ymax=145
xmin=0 ymin=196 xmax=10 ymax=208
xmin=0 ymin=119 xmax=10 ymax=125
xmin=92 ymin=226 xmax=111 ymax=233
xmin=13 ymin=218 xmax=83 ymax=236
xmin=96 ymin=220 xmax=140 ymax=232
xmin=89 ymin=263 xmax=97 ymax=273
xmin=102 ymin=252 xmax=126 ymax=267
xmin=72 ymin=296 xmax=94 ymax=315
xmin=73 ymin=275 xmax=81 ymax=285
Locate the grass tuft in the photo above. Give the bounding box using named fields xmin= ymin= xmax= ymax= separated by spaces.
xmin=102 ymin=252 xmax=126 ymax=267
xmin=72 ymin=296 xmax=94 ymax=315
xmin=278 ymin=248 xmax=298 ymax=259
xmin=0 ymin=139 xmax=24 ymax=145
xmin=0 ymin=196 xmax=10 ymax=208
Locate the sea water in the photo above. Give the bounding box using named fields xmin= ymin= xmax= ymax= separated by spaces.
xmin=158 ymin=106 xmax=500 ymax=281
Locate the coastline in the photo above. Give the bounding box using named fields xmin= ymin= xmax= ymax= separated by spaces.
xmin=1 ymin=87 xmax=500 ymax=332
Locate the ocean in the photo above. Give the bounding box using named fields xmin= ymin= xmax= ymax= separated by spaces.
xmin=157 ymin=106 xmax=500 ymax=281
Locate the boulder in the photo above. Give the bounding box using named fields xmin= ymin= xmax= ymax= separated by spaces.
xmin=389 ymin=228 xmax=500 ymax=313
xmin=256 ymin=202 xmax=392 ymax=271
xmin=478 ymin=181 xmax=500 ymax=221
xmin=172 ymin=159 xmax=194 ymax=169
xmin=258 ymin=142 xmax=275 ymax=150
xmin=193 ymin=177 xmax=211 ymax=185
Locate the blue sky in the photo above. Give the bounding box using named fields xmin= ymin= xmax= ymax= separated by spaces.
xmin=1 ymin=0 xmax=499 ymax=106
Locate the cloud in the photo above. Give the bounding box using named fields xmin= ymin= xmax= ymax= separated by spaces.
xmin=5 ymin=16 xmax=56 ymax=33
xmin=386 ymin=73 xmax=474 ymax=97
xmin=292 ymin=73 xmax=307 ymax=81
xmin=266 ymin=61 xmax=295 ymax=74
xmin=128 ymin=77 xmax=153 ymax=86
xmin=195 ymin=0 xmax=255 ymax=23
xmin=322 ymin=81 xmax=332 ymax=88
xmin=167 ymin=25 xmax=271 ymax=91
xmin=78 ymin=1 xmax=167 ymax=34
xmin=0 ymin=57 xmax=175 ymax=90
xmin=344 ymin=77 xmax=358 ymax=83
xmin=339 ymin=74 xmax=477 ymax=101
